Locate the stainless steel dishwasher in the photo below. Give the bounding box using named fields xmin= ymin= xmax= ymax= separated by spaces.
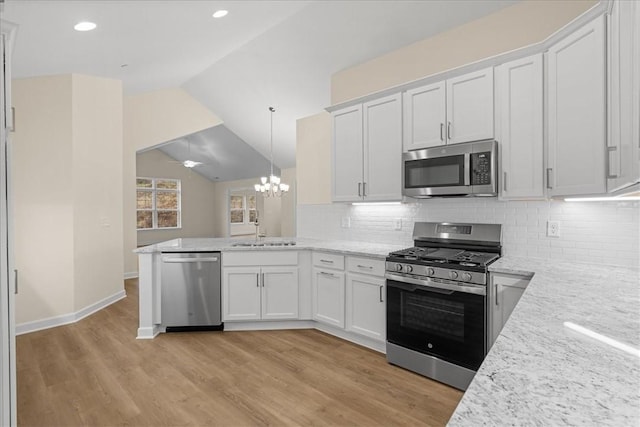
xmin=160 ymin=252 xmax=223 ymax=332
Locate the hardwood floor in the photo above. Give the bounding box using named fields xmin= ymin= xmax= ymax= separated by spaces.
xmin=17 ymin=279 xmax=463 ymax=426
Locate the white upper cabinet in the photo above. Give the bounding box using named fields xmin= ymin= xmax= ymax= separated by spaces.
xmin=363 ymin=94 xmax=402 ymax=201
xmin=446 ymin=67 xmax=495 ymax=145
xmin=403 ymin=82 xmax=446 ymax=150
xmin=332 ymin=93 xmax=402 ymax=202
xmin=547 ymin=16 xmax=607 ymax=197
xmin=607 ymin=0 xmax=640 ymax=193
xmin=497 ymin=54 xmax=544 ymax=199
xmin=332 ymin=104 xmax=363 ymax=202
xmin=402 ymin=67 xmax=494 ymax=151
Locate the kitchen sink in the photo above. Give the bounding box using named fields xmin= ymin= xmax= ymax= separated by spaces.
xmin=231 ymin=241 xmax=296 ymax=247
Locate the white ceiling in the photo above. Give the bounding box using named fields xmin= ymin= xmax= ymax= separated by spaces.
xmin=3 ymin=0 xmax=518 ymax=176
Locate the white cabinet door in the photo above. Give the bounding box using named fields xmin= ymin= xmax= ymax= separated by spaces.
xmin=332 ymin=104 xmax=363 ymax=202
xmin=223 ymin=267 xmax=261 ymax=321
xmin=363 ymin=93 xmax=402 ymax=201
xmin=312 ymin=268 xmax=345 ymax=328
xmin=497 ymin=54 xmax=544 ymax=199
xmin=547 ymin=16 xmax=606 ymax=197
xmin=490 ymin=273 xmax=530 ymax=346
xmin=345 ymin=274 xmax=385 ymax=342
xmin=403 ymin=82 xmax=446 ymax=150
xmin=446 ymin=67 xmax=494 ymax=144
xmin=607 ymin=0 xmax=640 ymax=193
xmin=261 ymin=267 xmax=299 ymax=320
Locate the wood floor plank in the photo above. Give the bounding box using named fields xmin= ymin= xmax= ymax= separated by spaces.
xmin=17 ymin=278 xmax=463 ymax=426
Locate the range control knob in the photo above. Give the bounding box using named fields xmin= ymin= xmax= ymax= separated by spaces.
xmin=449 ymin=271 xmax=459 ymax=280
xmin=462 ymin=272 xmax=472 ymax=282
xmin=427 ymin=268 xmax=435 ymax=276
xmin=395 ymin=263 xmax=403 ymax=272
xmin=406 ymin=265 xmax=413 ymax=273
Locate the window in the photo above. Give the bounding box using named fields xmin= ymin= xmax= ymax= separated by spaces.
xmin=136 ymin=178 xmax=181 ymax=230
xmin=229 ymin=192 xmax=257 ymax=225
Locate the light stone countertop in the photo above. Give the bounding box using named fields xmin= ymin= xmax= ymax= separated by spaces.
xmin=134 ymin=237 xmax=407 ymax=259
xmin=448 ymin=256 xmax=640 ymax=426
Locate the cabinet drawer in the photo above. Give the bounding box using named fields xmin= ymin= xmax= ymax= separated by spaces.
xmin=223 ymin=251 xmax=298 ymax=267
xmin=346 ymin=256 xmax=385 ymax=277
xmin=312 ymin=252 xmax=345 ymax=270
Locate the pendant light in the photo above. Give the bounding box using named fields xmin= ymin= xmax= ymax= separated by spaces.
xmin=254 ymin=107 xmax=289 ymax=197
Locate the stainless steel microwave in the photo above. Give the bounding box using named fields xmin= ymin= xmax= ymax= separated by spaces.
xmin=402 ymin=140 xmax=497 ymax=198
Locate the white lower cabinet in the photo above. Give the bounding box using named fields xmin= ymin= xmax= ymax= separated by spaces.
xmin=312 ymin=267 xmax=345 ymax=328
xmin=223 ymin=265 xmax=299 ymax=321
xmin=490 ymin=272 xmax=530 ymax=346
xmin=345 ymin=274 xmax=385 ymax=342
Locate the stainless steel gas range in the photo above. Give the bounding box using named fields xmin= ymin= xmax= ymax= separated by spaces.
xmin=385 ymin=221 xmax=502 ymax=390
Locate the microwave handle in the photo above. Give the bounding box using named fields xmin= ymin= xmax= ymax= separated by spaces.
xmin=464 ymin=153 xmax=471 ymax=186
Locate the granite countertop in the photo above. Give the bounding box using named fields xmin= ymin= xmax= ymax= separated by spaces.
xmin=449 ymin=256 xmax=640 ymax=426
xmin=134 ymin=237 xmax=407 ymax=259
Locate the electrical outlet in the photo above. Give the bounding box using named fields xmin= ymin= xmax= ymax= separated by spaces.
xmin=547 ymin=220 xmax=560 ymax=237
xmin=341 ymin=217 xmax=351 ymax=228
xmin=394 ymin=218 xmax=402 ymax=230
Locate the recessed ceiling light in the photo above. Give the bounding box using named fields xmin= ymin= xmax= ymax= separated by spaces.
xmin=212 ymin=10 xmax=228 ymax=18
xmin=74 ymin=21 xmax=97 ymax=31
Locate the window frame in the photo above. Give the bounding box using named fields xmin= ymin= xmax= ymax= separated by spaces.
xmin=229 ymin=192 xmax=257 ymax=226
xmin=136 ymin=177 xmax=182 ymax=230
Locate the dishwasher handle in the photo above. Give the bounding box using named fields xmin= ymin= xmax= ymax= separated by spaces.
xmin=162 ymin=257 xmax=219 ymax=263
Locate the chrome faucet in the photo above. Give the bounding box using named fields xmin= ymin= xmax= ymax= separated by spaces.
xmin=254 ymin=211 xmax=265 ymax=241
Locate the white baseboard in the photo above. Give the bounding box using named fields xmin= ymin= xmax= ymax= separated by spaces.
xmin=16 ymin=289 xmax=127 ymax=335
xmin=124 ymin=271 xmax=139 ymax=280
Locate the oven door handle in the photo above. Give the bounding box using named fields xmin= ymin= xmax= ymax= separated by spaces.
xmin=385 ymin=272 xmax=486 ymax=296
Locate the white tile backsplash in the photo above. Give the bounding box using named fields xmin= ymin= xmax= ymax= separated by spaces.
xmin=297 ymin=198 xmax=640 ymax=268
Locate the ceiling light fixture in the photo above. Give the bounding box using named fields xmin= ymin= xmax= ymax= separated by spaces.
xmin=74 ymin=21 xmax=97 ymax=31
xmin=183 ymin=160 xmax=202 ymax=168
xmin=255 ymin=107 xmax=289 ymax=197
xmin=212 ymin=10 xmax=228 ymax=18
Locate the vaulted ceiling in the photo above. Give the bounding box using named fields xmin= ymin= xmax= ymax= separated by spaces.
xmin=3 ymin=0 xmax=518 ymax=180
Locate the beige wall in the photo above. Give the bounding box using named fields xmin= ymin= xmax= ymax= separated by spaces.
xmin=136 ymin=149 xmax=217 ymax=246
xmin=123 ymin=88 xmax=223 ymax=275
xmin=280 ymin=167 xmax=297 ymax=237
xmin=12 ymin=74 xmax=124 ymax=324
xmin=72 ymin=75 xmax=124 ymax=311
xmin=331 ymin=0 xmax=598 ymax=104
xmin=296 ymin=112 xmax=332 ymax=205
xmin=12 ymin=75 xmax=75 ymax=323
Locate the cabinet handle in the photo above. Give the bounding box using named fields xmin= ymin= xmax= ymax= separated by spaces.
xmin=357 ymin=264 xmax=373 ymax=269
xmin=358 ymin=182 xmax=362 ymax=197
xmin=379 ymin=286 xmax=384 ymax=302
xmin=261 ymin=272 xmax=265 ymax=287
xmin=447 ymin=121 xmax=452 ymax=140
xmin=546 ymin=168 xmax=553 ymax=189
xmin=256 ymin=273 xmax=259 ymax=287
xmin=362 ymin=182 xmax=366 ymax=197
xmin=440 ymin=123 xmax=444 ymax=141
xmin=320 ymin=259 xmax=334 ymax=264
xmin=503 ymin=172 xmax=507 ymax=192
xmin=495 ymin=283 xmax=499 ymax=306
xmin=319 ymin=271 xmax=336 ymax=278
xmin=607 ymin=146 xmax=619 ymax=179
xmin=14 ymin=269 xmax=18 ymax=294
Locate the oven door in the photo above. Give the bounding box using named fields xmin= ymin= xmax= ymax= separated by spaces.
xmin=386 ymin=273 xmax=486 ymax=370
xmin=403 ymin=149 xmax=470 ymax=197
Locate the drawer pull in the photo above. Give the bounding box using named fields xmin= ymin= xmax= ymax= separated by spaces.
xmin=357 ymin=264 xmax=373 ymax=269
xmin=319 ymin=271 xmax=336 ymax=278
xmin=320 ymin=259 xmax=334 ymax=264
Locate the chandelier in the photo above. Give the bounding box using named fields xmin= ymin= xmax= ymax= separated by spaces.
xmin=255 ymin=107 xmax=289 ymax=197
